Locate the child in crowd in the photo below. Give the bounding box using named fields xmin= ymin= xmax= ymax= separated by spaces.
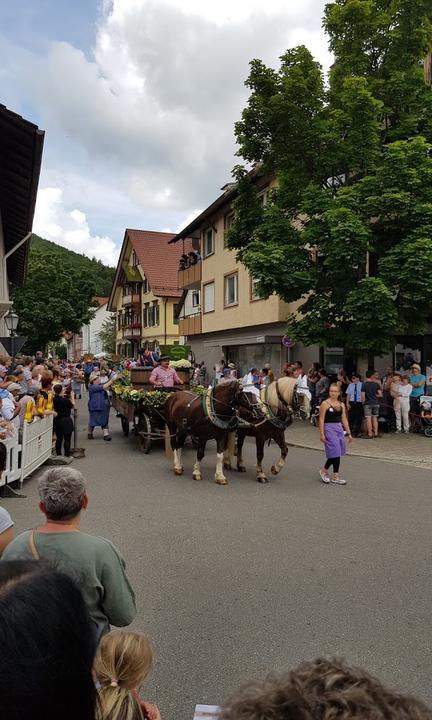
xmin=94 ymin=631 xmax=160 ymax=720
xmin=72 ymin=366 xmax=84 ymax=399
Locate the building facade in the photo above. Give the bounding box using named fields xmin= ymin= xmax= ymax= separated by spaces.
xmin=108 ymin=229 xmax=186 ymax=356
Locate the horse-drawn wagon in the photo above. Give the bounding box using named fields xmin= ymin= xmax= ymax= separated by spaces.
xmin=111 ymin=365 xmax=192 ymax=453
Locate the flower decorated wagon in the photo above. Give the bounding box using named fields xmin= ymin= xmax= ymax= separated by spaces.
xmin=111 ymin=361 xmax=196 ymax=453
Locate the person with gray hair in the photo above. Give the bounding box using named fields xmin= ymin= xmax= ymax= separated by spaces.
xmin=2 ymin=467 xmax=136 ymax=638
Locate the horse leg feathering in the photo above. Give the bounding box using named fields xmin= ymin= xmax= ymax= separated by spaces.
xmin=173 ymin=447 xmax=183 ymax=475
xmin=192 ymin=460 xmax=202 ymax=481
xmin=256 ymin=438 xmax=268 ymax=483
xmin=271 ymin=432 xmax=288 ymax=476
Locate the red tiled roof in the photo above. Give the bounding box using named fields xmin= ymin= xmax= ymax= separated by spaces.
xmin=126 ymin=229 xmax=190 ymax=298
xmin=93 ymin=296 xmax=109 ymax=307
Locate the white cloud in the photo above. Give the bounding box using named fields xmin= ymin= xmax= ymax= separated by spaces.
xmin=33 ymin=188 xmax=119 ymax=266
xmin=6 ymin=0 xmax=332 ymax=256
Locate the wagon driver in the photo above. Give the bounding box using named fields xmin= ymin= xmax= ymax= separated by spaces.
xmin=149 ymin=356 xmax=182 ymax=388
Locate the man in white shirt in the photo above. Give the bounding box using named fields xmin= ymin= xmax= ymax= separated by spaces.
xmin=294 ymin=368 xmax=311 ymax=418
xmin=391 ymin=373 xmax=412 ymax=433
xmin=0 ymin=384 xmax=21 ymax=433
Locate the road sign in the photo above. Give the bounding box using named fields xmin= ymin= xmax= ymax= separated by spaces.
xmin=282 ymin=335 xmax=295 ymax=348
xmin=0 ymin=336 xmax=27 ymax=356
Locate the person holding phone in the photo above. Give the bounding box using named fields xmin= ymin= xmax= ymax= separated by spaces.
xmin=53 ymin=383 xmax=75 ymax=457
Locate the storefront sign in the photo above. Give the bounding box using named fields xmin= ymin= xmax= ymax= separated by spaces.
xmin=256 ymin=336 xmax=265 ymax=343
xmin=160 ymin=344 xmax=190 ymax=360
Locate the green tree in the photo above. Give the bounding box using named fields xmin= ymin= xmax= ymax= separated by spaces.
xmin=13 ymin=249 xmax=97 ymax=353
xmin=227 ymin=0 xmax=432 ymax=357
xmin=97 ymin=315 xmax=116 ymax=355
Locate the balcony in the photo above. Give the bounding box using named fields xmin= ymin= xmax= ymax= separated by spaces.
xmin=179 ymin=313 xmax=202 ymax=336
xmin=178 ymin=261 xmax=201 ymax=290
xmin=122 ymin=323 xmax=142 ymax=339
xmin=122 ymin=292 xmax=141 ymax=306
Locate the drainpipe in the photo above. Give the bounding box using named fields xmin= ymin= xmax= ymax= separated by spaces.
xmin=164 ymin=299 xmax=167 ymax=345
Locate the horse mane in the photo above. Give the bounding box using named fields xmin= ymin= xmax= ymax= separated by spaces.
xmin=265 ymin=376 xmax=297 ymax=412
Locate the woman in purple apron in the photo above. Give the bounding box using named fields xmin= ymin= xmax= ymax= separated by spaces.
xmin=318 ymin=383 xmax=352 ymax=485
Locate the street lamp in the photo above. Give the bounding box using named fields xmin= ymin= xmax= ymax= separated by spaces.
xmin=4 ymin=309 xmax=19 ymax=359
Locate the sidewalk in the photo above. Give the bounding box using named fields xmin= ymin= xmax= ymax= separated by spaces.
xmin=286 ymin=420 xmax=432 ymax=469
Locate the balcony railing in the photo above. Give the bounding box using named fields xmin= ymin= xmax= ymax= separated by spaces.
xmin=122 ymin=293 xmax=141 ymax=306
xmin=122 ymin=323 xmax=142 ymax=338
xmin=178 ymin=261 xmax=201 ymax=289
xmin=179 ymin=313 xmax=202 ymax=336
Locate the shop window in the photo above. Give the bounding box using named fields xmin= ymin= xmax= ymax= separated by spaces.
xmin=203 ymin=282 xmax=215 ymax=313
xmin=224 ymin=273 xmax=238 ymax=307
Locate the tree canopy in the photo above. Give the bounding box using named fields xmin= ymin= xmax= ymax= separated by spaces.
xmin=13 ymin=236 xmax=115 ymax=353
xmin=227 ymin=0 xmax=432 ymax=356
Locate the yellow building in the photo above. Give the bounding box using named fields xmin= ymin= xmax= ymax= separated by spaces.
xmin=108 ymin=229 xmax=185 ymax=357
xmin=171 ymin=179 xmax=318 ymax=375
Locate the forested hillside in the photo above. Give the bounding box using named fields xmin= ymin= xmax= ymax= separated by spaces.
xmin=31 ymin=235 xmax=115 ymax=296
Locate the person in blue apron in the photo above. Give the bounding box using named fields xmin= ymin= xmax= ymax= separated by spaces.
xmin=318 ymin=383 xmax=352 ymax=485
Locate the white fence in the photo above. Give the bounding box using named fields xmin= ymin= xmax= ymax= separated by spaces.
xmin=0 ymin=415 xmax=54 ymax=489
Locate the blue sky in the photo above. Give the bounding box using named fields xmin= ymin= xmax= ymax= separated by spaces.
xmin=0 ymin=0 xmax=331 ymax=265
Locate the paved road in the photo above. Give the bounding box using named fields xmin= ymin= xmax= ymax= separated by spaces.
xmin=2 ymin=406 xmax=432 ymax=719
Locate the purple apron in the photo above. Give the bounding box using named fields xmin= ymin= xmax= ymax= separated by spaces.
xmin=324 ymin=423 xmax=346 ymax=458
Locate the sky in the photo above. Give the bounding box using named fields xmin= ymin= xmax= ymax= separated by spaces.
xmin=0 ymin=0 xmax=332 ymax=266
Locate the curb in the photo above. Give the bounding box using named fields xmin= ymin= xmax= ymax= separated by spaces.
xmin=286 ymin=440 xmax=432 ymax=469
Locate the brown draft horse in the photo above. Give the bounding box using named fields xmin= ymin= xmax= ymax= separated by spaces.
xmin=224 ymin=377 xmax=298 ymax=482
xmin=164 ymin=381 xmax=242 ymax=485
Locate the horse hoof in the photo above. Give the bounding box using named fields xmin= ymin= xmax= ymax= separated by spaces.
xmin=223 ymin=462 xmax=232 ymax=470
xmin=215 ymin=477 xmax=228 ymax=485
xmin=271 ymin=465 xmax=278 ymax=475
xmin=192 ymin=473 xmax=202 ymax=481
xmin=174 ymin=468 xmax=184 ymax=476
xmin=257 ymin=476 xmax=269 ymax=484
xmin=237 ymin=466 xmax=246 ymax=473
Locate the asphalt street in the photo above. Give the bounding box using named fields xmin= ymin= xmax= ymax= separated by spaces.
xmin=2 ymin=406 xmax=432 ymax=720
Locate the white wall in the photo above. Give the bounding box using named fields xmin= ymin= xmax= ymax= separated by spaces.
xmin=81 ymin=304 xmax=112 ymax=355
xmin=182 ymin=289 xmax=200 ymax=317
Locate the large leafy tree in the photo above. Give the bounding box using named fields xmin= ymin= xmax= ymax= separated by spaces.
xmin=13 ymin=249 xmax=96 ymax=353
xmin=97 ymin=315 xmax=116 ymax=355
xmin=227 ymin=0 xmax=432 ymax=357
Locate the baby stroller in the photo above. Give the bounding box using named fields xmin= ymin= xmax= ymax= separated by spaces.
xmin=420 ymin=397 xmax=432 ymax=438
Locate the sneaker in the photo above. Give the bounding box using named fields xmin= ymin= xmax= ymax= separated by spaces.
xmin=103 ymin=435 xmax=112 ymax=442
xmin=87 ymin=433 xmax=93 ymax=440
xmin=319 ymin=469 xmax=330 ymax=484
xmin=331 ymin=476 xmax=346 ymax=485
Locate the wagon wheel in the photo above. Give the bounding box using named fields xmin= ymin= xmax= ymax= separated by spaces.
xmin=120 ymin=416 xmax=129 ymax=437
xmin=137 ymin=413 xmax=152 ymax=453
xmin=424 ymin=426 xmax=432 ymax=438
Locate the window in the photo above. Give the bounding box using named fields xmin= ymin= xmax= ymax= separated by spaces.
xmin=173 ymin=304 xmax=179 ymax=325
xmin=224 ymin=212 xmax=234 ymax=247
xmin=203 ymin=228 xmax=214 ymax=257
xmin=192 ymin=290 xmax=200 ymax=308
xmin=258 ymin=188 xmax=269 ymax=206
xmin=132 ymin=250 xmax=138 ymax=267
xmin=143 ymin=303 xmax=159 ymax=327
xmin=224 ymin=273 xmax=238 ymax=307
xmin=251 ymin=277 xmax=261 ymax=301
xmin=142 ymin=276 xmax=149 ymax=294
xmin=203 ymin=282 xmax=215 ymax=313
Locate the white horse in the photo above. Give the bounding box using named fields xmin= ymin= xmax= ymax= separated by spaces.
xmin=224 ymin=376 xmax=298 ymax=482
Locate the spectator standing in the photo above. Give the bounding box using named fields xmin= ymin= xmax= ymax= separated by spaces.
xmin=409 ymin=363 xmax=426 ymax=427
xmin=345 ymin=372 xmax=364 ymax=437
xmin=0 ymin=384 xmax=21 ymax=432
xmin=319 ymin=383 xmax=352 ymax=484
xmin=94 ymin=631 xmax=161 ymax=720
xmin=83 ymin=358 xmax=94 ymax=390
xmin=426 ymin=360 xmax=432 ymax=396
xmin=199 ymin=361 xmax=208 ymax=386
xmin=0 ymin=442 xmax=13 ymax=555
xmin=53 ymin=384 xmax=74 ymax=457
xmin=220 ymin=657 xmax=432 ymax=720
xmin=391 ymin=374 xmax=412 ymax=433
xmin=307 ymin=362 xmax=320 ymax=398
xmin=361 ymin=371 xmax=383 ymax=439
xmin=337 ymin=369 xmax=349 ymax=400
xmin=0 ymin=562 xmax=97 ymax=720
xmin=315 ymin=368 xmax=329 ymax=402
xmin=2 ymin=467 xmax=136 ymax=638
xmin=295 ymin=367 xmax=312 ymax=418
xmin=72 ymin=365 xmax=83 ymax=399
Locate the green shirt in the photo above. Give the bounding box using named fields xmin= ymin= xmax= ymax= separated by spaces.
xmin=2 ymin=530 xmax=136 ymax=635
